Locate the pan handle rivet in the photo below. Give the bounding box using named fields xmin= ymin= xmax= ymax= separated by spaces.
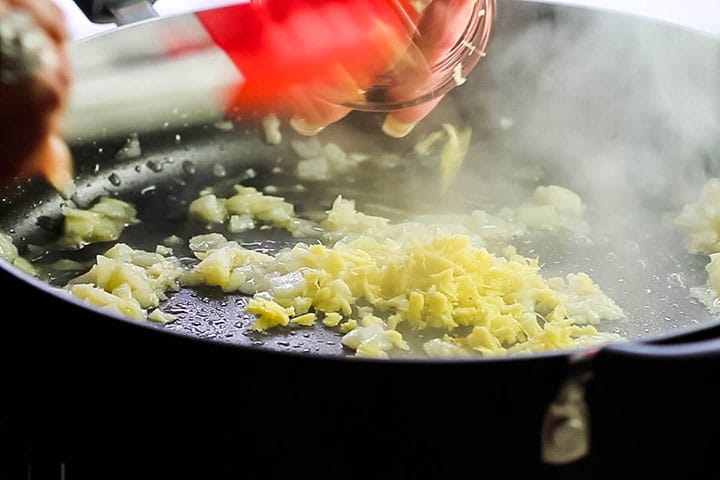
xmin=541 ymin=376 xmax=591 ymax=465
xmin=549 ymin=416 xmax=587 ymax=452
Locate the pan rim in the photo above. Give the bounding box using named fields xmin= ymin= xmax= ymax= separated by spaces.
xmin=2 ymin=256 xmax=713 ymax=364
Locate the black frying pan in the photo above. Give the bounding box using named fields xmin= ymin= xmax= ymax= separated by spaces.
xmin=1 ymin=1 xmax=719 ymax=478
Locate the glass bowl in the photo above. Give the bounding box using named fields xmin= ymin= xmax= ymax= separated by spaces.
xmin=345 ymin=0 xmax=496 ymax=112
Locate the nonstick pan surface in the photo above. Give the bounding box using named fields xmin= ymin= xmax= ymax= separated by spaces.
xmin=1 ymin=0 xmax=718 ymax=359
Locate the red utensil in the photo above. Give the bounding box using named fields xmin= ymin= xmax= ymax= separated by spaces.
xmin=196 ymin=0 xmax=420 ymax=115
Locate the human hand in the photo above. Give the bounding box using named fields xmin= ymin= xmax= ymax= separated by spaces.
xmin=0 ymin=0 xmax=73 ymax=195
xmin=206 ymin=0 xmax=494 ymax=139
xmin=285 ymin=0 xmax=495 ymax=138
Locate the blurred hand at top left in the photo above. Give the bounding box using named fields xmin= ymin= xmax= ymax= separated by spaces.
xmin=0 ymin=0 xmax=73 ymax=196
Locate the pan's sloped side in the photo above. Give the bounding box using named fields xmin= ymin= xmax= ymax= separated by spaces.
xmin=0 ymin=256 xmax=573 ymax=479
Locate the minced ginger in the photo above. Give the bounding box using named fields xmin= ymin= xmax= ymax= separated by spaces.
xmin=60 ymin=184 xmax=624 ymax=359
xmin=184 ymin=192 xmax=624 ymax=359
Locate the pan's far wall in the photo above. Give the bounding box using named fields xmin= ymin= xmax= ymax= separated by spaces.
xmin=52 ymin=0 xmax=720 ymax=40
xmin=548 ymin=0 xmax=720 ymax=36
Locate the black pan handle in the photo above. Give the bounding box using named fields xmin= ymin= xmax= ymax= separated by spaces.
xmin=603 ymin=321 xmax=720 ymax=359
xmin=541 ymin=332 xmax=720 ymax=471
xmin=73 ymin=0 xmax=158 ymax=24
xmin=603 ymin=337 xmax=720 ymax=358
xmin=578 ymin=334 xmax=720 ymax=477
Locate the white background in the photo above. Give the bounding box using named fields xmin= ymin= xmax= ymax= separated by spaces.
xmin=52 ymin=0 xmax=720 ymax=40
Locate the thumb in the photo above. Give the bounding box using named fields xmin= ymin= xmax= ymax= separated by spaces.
xmin=382 ymin=96 xmax=443 ymax=138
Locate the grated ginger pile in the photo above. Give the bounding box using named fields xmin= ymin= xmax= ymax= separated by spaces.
xmin=183 ymin=192 xmax=624 ymax=358
xmin=57 ymin=184 xmax=625 ymax=358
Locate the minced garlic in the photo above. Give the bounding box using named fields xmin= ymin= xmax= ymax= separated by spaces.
xmin=61 ymin=196 xmax=138 ymax=248
xmin=0 ymin=231 xmax=37 ymax=276
xmin=67 ymin=243 xmax=184 ymax=322
xmin=675 ymin=178 xmax=720 ymax=254
xmin=188 ymin=185 xmax=318 ymax=237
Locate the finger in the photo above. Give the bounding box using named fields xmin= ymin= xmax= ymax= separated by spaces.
xmin=290 ymin=104 xmax=352 ymax=136
xmin=288 ymin=86 xmax=352 ymax=136
xmin=0 ymin=87 xmax=68 ymax=190
xmin=0 ymin=6 xmax=71 ymax=190
xmin=25 ymin=73 xmax=73 ymax=194
xmin=32 ymin=40 xmax=71 ymax=111
xmin=382 ymin=95 xmax=443 ymax=138
xmin=381 ymin=0 xmax=482 ymax=130
xmin=413 ymin=0 xmax=477 ymax=63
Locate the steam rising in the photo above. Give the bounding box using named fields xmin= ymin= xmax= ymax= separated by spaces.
xmin=465 ymin=2 xmax=720 ymax=209
xmin=411 ymin=2 xmax=720 ymax=338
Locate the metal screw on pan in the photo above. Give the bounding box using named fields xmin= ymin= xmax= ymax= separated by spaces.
xmin=0 ymin=11 xmax=55 ymax=84
xmin=541 ymin=358 xmax=593 ymax=465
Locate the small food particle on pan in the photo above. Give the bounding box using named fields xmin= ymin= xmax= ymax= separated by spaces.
xmin=246 ymin=297 xmax=295 ymax=329
xmin=452 ymin=62 xmax=466 ymax=86
xmin=228 ymin=214 xmax=255 ymax=233
xmin=414 ymin=130 xmax=445 ymax=156
xmin=411 ymin=123 xmax=472 ymax=192
xmin=290 ymin=137 xmax=323 ymax=159
xmin=0 ymin=231 xmax=37 ymax=276
xmin=439 ymin=123 xmax=471 ymax=192
xmin=188 ymin=185 xmax=319 ymax=238
xmin=675 ymin=178 xmax=720 ymax=254
xmin=162 ymin=235 xmax=183 ymax=247
xmin=212 ymin=163 xmax=227 ymax=178
xmin=515 ymin=185 xmax=589 ymax=234
xmin=292 ymin=138 xmax=367 ymax=182
xmin=61 ymin=196 xmax=138 ymax=248
xmin=188 ymin=193 xmax=226 ymax=224
xmin=115 ymin=132 xmax=142 ymax=160
xmin=341 ymin=315 xmax=410 ymax=358
xmin=70 ymin=283 xmax=146 ymax=320
xmin=155 ymin=245 xmax=173 ymax=256
xmin=48 ymin=259 xmax=89 ymax=272
xmin=262 ymin=113 xmax=282 ymax=145
xmin=688 ymin=252 xmax=720 ymax=314
xmin=708 ymin=253 xmax=720 ymax=296
xmin=675 ymin=178 xmax=720 ymax=311
xmin=213 ymin=119 xmax=234 ymax=131
xmin=296 ymin=156 xmax=330 ymax=181
xmin=148 ymin=308 xmax=176 ymax=324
